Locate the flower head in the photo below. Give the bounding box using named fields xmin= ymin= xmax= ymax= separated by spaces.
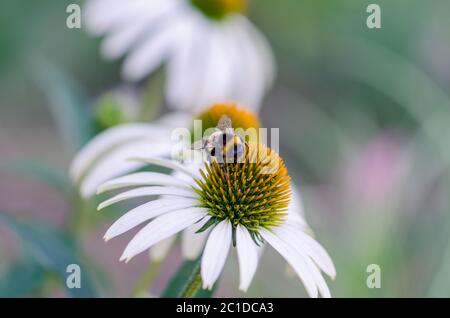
xmin=84 ymin=0 xmax=275 ymax=111
xmin=97 ymin=143 xmax=335 ymax=297
xmin=195 ymin=143 xmax=290 ymax=237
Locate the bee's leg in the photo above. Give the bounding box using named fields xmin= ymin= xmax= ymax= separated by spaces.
xmin=220 ymin=163 xmax=226 ymax=174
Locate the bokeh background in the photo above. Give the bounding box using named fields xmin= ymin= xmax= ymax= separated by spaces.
xmin=2 ymin=0 xmax=450 ymax=297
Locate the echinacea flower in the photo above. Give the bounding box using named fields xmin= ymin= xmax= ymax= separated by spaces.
xmin=84 ymin=0 xmax=275 ymax=111
xmin=96 ymin=143 xmax=335 ymax=297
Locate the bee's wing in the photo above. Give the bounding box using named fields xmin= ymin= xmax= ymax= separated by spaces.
xmin=191 ymin=139 xmax=205 ymax=150
xmin=217 ymin=115 xmax=232 ymax=131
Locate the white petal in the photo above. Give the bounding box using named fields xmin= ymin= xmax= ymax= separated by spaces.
xmin=166 ymin=20 xmax=220 ymax=111
xmin=97 ymin=172 xmax=190 ymax=194
xmin=201 ymin=221 xmax=232 ymax=289
xmin=236 ymin=225 xmax=260 ymax=292
xmin=129 ymin=157 xmax=198 ymax=179
xmin=120 ymin=207 xmax=207 ymax=262
xmin=149 ymin=235 xmax=176 ymax=261
xmin=238 ymin=16 xmax=276 ymax=90
xmin=181 ymin=217 xmax=210 ymax=260
xmin=272 ymin=226 xmax=333 ymax=297
xmin=165 ymin=16 xmax=203 ymax=110
xmin=194 ymin=26 xmax=235 ymax=109
xmin=80 ymin=139 xmax=173 ymax=197
xmin=100 ymin=0 xmax=182 ymax=59
xmin=121 ymin=11 xmax=190 ymax=81
xmin=103 ymin=198 xmax=198 ymax=241
xmin=69 ymin=123 xmax=167 ymax=183
xmin=260 ymin=228 xmax=318 ymax=298
xmin=98 ymin=186 xmax=196 ymax=210
xmin=285 ymin=185 xmax=308 ymax=229
xmin=304 ymin=257 xmax=331 ymax=298
xmin=276 ymin=225 xmax=336 ymax=279
xmin=100 ymin=17 xmax=153 ymax=60
xmin=226 ymin=17 xmax=267 ymax=111
xmin=290 ymin=184 xmax=305 ymax=217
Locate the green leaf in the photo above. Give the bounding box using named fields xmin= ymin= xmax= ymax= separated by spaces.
xmin=0 ymin=214 xmax=100 ymax=297
xmin=196 ymin=217 xmax=218 ymax=234
xmin=31 ymin=59 xmax=96 ymax=154
xmin=0 ymin=246 xmax=46 ymax=297
xmin=161 ymin=258 xmax=215 ymax=298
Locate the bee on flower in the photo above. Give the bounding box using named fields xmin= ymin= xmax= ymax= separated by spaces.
xmin=95 ymin=140 xmax=336 ymax=297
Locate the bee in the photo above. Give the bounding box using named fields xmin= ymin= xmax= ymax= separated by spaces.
xmin=192 ymin=115 xmax=247 ymax=167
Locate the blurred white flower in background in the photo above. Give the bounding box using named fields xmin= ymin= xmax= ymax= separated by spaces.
xmin=70 ymin=111 xmax=190 ymax=197
xmin=84 ymin=0 xmax=275 ymax=112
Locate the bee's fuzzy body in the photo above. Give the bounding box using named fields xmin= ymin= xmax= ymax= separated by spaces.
xmin=192 ymin=115 xmax=247 ymax=168
xmin=205 ymin=130 xmax=246 ymax=165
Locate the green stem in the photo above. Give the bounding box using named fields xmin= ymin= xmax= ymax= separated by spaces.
xmin=130 ymin=260 xmax=162 ymax=298
xmin=180 ymin=264 xmax=202 ymax=298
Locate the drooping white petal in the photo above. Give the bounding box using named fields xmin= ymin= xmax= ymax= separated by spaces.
xmin=69 ymin=123 xmax=168 ymax=183
xmin=181 ymin=217 xmax=210 ymax=260
xmin=103 ymin=198 xmax=198 ymax=241
xmin=165 ymin=14 xmax=204 ymax=110
xmin=238 ymin=16 xmax=276 ymax=90
xmin=302 ymin=255 xmax=331 ymax=298
xmin=201 ymin=221 xmax=232 ymax=289
xmin=260 ymin=228 xmax=318 ymax=298
xmin=271 ymin=226 xmax=333 ymax=297
xmin=277 ymin=235 xmax=331 ymax=298
xmin=120 ymin=207 xmax=207 ymax=262
xmin=149 ymin=235 xmax=176 ymax=261
xmin=129 ymin=157 xmax=198 ymax=179
xmin=121 ymin=10 xmax=192 ymax=81
xmin=236 ymin=225 xmax=260 ymax=292
xmin=224 ymin=20 xmax=263 ymax=111
xmin=195 ymin=25 xmax=235 ymax=109
xmin=80 ymin=139 xmax=173 ymax=197
xmin=98 ymin=186 xmax=196 ymax=210
xmin=100 ymin=17 xmax=154 ymax=60
xmin=276 ymin=225 xmax=336 ymax=279
xmin=100 ymin=0 xmax=182 ymax=59
xmin=97 ymin=172 xmax=190 ymax=194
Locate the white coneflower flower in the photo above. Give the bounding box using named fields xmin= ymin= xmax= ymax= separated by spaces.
xmin=96 ymin=143 xmax=335 ymax=297
xmin=84 ymin=0 xmax=275 ymax=111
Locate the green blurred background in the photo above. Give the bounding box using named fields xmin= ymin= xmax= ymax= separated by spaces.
xmin=1 ymin=0 xmax=450 ymax=297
